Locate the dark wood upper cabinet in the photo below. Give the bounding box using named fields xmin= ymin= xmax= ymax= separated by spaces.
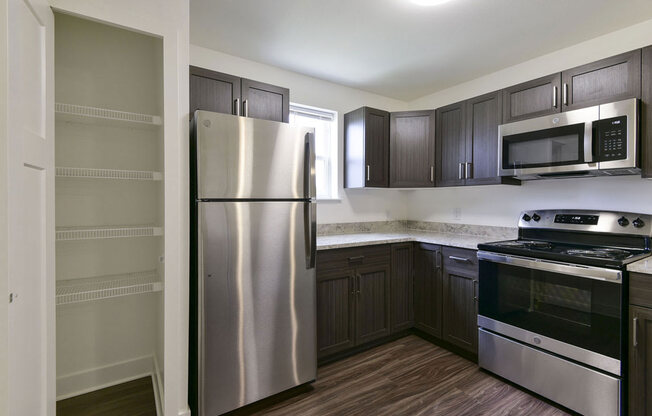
xmin=441 ymin=247 xmax=478 ymax=354
xmin=642 ymin=46 xmax=652 ymax=178
xmin=390 ymin=110 xmax=436 ymax=187
xmin=436 ymin=101 xmax=466 ymax=187
xmin=344 ymin=107 xmax=390 ymax=188
xmin=413 ymin=243 xmax=443 ymax=338
xmin=390 ymin=243 xmax=414 ymax=333
xmin=316 ymin=266 xmax=356 ymax=359
xmin=562 ymin=49 xmax=641 ymax=111
xmin=190 ymin=66 xmax=240 ymax=118
xmin=465 ymin=91 xmax=519 ymax=186
xmin=241 ymin=78 xmax=289 ymax=123
xmin=502 ymin=73 xmax=561 ymax=123
xmin=189 ymin=66 xmax=289 ymax=123
xmin=629 ymin=305 xmax=652 ymax=416
xmin=355 ymin=263 xmax=391 ymax=344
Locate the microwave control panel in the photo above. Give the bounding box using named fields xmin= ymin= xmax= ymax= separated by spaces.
xmin=595 ymin=116 xmax=627 ymax=161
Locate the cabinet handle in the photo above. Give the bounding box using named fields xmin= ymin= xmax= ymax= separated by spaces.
xmin=563 ymin=83 xmax=568 ymax=106
xmin=465 ymin=162 xmax=472 ymax=179
xmin=347 ymin=255 xmax=364 ymax=263
xmin=357 ymin=274 xmax=361 ymax=296
xmin=350 ymin=277 xmax=355 ymax=296
xmin=458 ymin=162 xmax=464 ymax=180
xmin=449 ymin=255 xmax=471 ymax=263
xmin=633 ymin=316 xmax=639 ymax=347
xmin=234 ymin=98 xmax=240 ymax=116
xmin=436 ymin=251 xmax=442 ymax=268
xmin=552 ymin=86 xmax=557 ymax=108
xmin=243 ymin=99 xmax=249 ymax=117
xmin=430 ymin=165 xmax=434 ymax=183
xmin=473 ymin=280 xmax=478 ymax=302
xmin=366 ymin=165 xmax=370 ymax=181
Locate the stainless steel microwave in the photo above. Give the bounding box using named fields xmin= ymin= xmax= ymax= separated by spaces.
xmin=498 ymin=98 xmax=639 ymax=180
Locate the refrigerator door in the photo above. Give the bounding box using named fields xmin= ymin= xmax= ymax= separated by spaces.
xmin=198 ymin=201 xmax=317 ymax=416
xmin=194 ymin=110 xmax=316 ymax=200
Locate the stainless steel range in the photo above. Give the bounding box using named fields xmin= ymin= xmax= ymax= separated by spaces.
xmin=477 ymin=210 xmax=652 ymax=416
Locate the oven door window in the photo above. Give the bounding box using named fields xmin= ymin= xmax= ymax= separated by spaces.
xmin=502 ymin=123 xmax=585 ymax=170
xmin=479 ymin=261 xmax=621 ymax=359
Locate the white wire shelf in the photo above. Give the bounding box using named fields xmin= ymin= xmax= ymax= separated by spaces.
xmin=56 ymin=167 xmax=163 ymax=181
xmin=56 ymin=270 xmax=163 ymax=305
xmin=56 ymin=225 xmax=163 ymax=241
xmin=55 ymin=103 xmax=162 ymax=127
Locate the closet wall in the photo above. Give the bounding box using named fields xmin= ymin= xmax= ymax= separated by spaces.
xmin=54 ymin=12 xmax=164 ymax=403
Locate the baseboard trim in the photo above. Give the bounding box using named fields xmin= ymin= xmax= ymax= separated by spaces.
xmin=56 ymin=355 xmax=154 ymax=401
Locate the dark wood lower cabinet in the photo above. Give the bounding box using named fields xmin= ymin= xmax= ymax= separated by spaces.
xmin=316 ymin=267 xmax=355 ymax=359
xmin=390 ymin=243 xmax=414 ymax=333
xmin=630 ymin=305 xmax=652 ymax=416
xmin=442 ymin=266 xmax=478 ymax=354
xmin=355 ymin=264 xmax=391 ymax=344
xmin=413 ymin=243 xmax=443 ymax=337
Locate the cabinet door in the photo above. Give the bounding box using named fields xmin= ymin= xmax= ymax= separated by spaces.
xmin=389 ymin=110 xmax=435 ymax=187
xmin=436 ymin=101 xmax=466 ymax=187
xmin=355 ymin=263 xmax=391 ymax=344
xmin=502 ymin=73 xmax=561 ymax=123
xmin=316 ymin=267 xmax=356 ymax=359
xmin=190 ymin=66 xmax=240 ymax=118
xmin=630 ymin=305 xmax=652 ymax=416
xmin=241 ymin=78 xmax=290 ymax=123
xmin=442 ymin=265 xmax=478 ymax=354
xmin=364 ymin=107 xmax=390 ymax=187
xmin=465 ymin=91 xmax=517 ymax=186
xmin=641 ymin=46 xmax=652 ymax=179
xmin=390 ymin=243 xmax=414 ymax=333
xmin=413 ymin=243 xmax=443 ymax=337
xmin=562 ymin=49 xmax=641 ymax=111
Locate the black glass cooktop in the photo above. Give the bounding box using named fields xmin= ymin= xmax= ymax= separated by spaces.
xmin=478 ymin=239 xmax=651 ymax=269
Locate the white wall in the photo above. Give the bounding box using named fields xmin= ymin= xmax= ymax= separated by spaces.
xmin=190 ymin=45 xmax=410 ymax=224
xmin=404 ymin=18 xmax=652 ymax=227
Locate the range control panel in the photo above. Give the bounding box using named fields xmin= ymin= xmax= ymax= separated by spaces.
xmin=595 ymin=116 xmax=627 ymax=161
xmin=554 ymin=214 xmax=599 ymax=225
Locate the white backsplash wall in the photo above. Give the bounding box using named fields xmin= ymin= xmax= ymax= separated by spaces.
xmin=190 ymin=45 xmax=409 ymax=224
xmin=406 ymin=176 xmax=652 ymax=228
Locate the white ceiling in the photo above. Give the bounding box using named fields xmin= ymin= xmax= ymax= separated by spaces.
xmin=190 ymin=0 xmax=652 ymax=101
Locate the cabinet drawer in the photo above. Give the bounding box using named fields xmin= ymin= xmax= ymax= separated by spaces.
xmin=630 ymin=272 xmax=652 ymax=309
xmin=442 ymin=246 xmax=478 ymax=272
xmin=317 ymin=244 xmax=391 ymax=272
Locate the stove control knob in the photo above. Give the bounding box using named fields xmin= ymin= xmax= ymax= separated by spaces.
xmin=522 ymin=213 xmax=531 ymax=222
xmin=633 ymin=217 xmax=645 ymax=228
xmin=532 ymin=213 xmax=541 ymax=222
xmin=618 ymin=216 xmax=629 ymax=227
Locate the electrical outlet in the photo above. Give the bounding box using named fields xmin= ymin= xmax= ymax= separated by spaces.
xmin=453 ymin=207 xmax=462 ymax=220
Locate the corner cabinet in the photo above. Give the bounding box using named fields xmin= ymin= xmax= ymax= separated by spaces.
xmin=629 ymin=272 xmax=652 ymax=415
xmin=189 ymin=66 xmax=289 ymax=122
xmin=390 ymin=243 xmax=414 ymax=333
xmin=413 ymin=243 xmax=443 ymax=337
xmin=389 ymin=110 xmax=435 ymax=187
xmin=344 ymin=107 xmax=390 ymax=188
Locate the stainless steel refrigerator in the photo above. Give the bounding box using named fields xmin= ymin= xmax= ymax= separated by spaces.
xmin=190 ymin=110 xmax=317 ymax=416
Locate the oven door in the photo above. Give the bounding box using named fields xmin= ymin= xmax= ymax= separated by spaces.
xmin=499 ymin=105 xmax=598 ymax=177
xmin=477 ymin=251 xmax=622 ymax=376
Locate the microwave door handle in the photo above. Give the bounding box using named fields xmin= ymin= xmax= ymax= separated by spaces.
xmin=584 ymin=121 xmax=594 ymax=164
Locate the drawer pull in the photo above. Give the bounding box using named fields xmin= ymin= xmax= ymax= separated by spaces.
xmin=633 ymin=316 xmax=639 ymax=347
xmin=347 ymin=255 xmax=365 ymax=263
xmin=449 ymin=255 xmax=471 ymax=263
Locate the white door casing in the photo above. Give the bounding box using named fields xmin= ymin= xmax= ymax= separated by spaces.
xmin=5 ymin=0 xmax=55 ymax=415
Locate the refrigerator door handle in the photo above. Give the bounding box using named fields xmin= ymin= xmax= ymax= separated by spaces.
xmin=304 ymin=202 xmax=316 ymax=269
xmin=304 ymin=132 xmax=316 ymax=199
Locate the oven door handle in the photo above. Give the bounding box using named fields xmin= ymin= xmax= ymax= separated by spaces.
xmin=477 ymin=251 xmax=622 ymax=283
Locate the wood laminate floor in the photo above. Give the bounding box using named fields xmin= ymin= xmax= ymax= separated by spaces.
xmin=246 ymin=335 xmax=572 ymax=416
xmin=56 ymin=376 xmax=157 ymax=416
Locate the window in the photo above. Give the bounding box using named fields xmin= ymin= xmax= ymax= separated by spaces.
xmin=289 ymin=103 xmax=338 ymax=200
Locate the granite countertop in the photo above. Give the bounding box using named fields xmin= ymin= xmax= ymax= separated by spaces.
xmin=628 ymin=258 xmax=652 ymax=275
xmin=316 ymin=231 xmax=506 ymax=251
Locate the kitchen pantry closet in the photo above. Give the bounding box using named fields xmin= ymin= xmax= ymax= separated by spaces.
xmin=54 ymin=12 xmax=164 ymax=413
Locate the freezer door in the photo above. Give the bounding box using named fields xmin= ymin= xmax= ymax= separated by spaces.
xmin=195 ymin=110 xmax=316 ymax=200
xmin=198 ymin=201 xmax=317 ymax=416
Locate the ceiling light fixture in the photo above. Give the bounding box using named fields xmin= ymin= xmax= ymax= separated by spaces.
xmin=410 ymin=0 xmax=454 ymax=6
